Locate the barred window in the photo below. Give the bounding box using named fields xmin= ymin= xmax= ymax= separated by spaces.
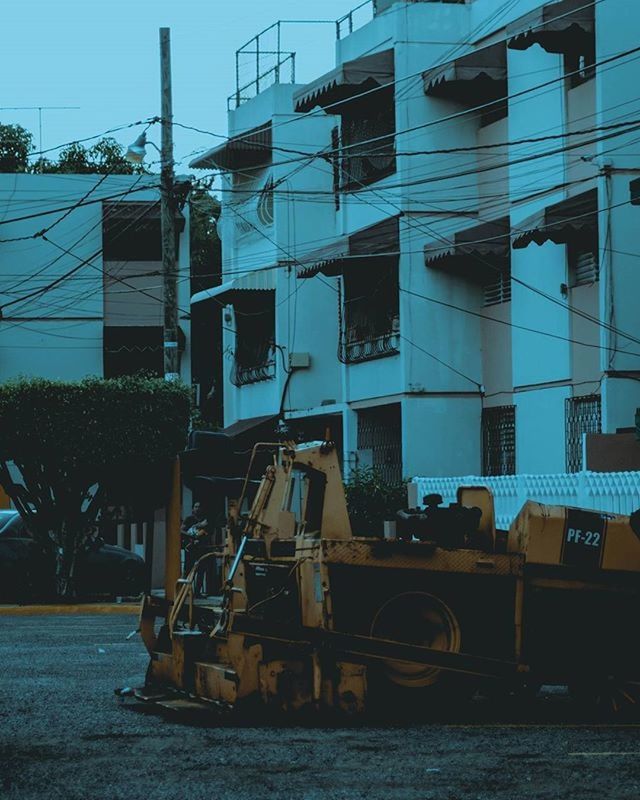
xmin=565 ymin=394 xmax=601 ymax=472
xmin=482 ymin=405 xmax=516 ymax=476
xmin=341 ymin=257 xmax=399 ymax=363
xmin=340 ymin=86 xmax=396 ymax=191
xmin=357 ymin=403 xmax=402 ymax=485
xmin=568 ymin=237 xmax=599 ymax=287
xmin=231 ymin=292 xmax=276 ymax=387
xmin=483 ymin=269 xmax=511 ymax=306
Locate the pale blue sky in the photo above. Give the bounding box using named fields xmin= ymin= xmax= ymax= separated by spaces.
xmin=1 ymin=0 xmax=362 ymax=172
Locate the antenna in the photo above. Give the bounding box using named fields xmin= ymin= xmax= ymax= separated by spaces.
xmin=0 ymin=106 xmax=80 ymax=171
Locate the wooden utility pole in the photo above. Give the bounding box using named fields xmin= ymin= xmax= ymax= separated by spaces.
xmin=160 ymin=27 xmax=179 ymax=382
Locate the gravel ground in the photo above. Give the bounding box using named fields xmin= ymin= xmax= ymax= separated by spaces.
xmin=1 ymin=613 xmax=640 ymax=800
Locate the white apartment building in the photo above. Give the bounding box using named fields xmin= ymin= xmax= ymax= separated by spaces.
xmin=191 ymin=0 xmax=640 ymax=481
xmin=0 ymin=174 xmax=191 ymax=383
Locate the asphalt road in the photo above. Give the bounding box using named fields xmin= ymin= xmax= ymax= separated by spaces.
xmin=1 ymin=613 xmax=640 ymax=800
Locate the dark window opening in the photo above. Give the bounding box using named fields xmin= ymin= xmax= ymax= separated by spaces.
xmin=564 ymin=38 xmax=596 ymax=88
xmin=340 ymin=86 xmax=396 ymax=191
xmin=340 ymin=257 xmax=399 ymax=363
xmin=103 ymin=215 xmax=163 ymax=262
xmin=232 ymin=292 xmax=276 ymax=387
xmin=357 ymin=403 xmax=402 ymax=486
xmin=565 ymin=394 xmax=601 ymax=472
xmin=103 ymin=326 xmax=163 ymax=378
xmin=568 ymin=235 xmax=599 ymax=287
xmin=482 ymin=405 xmax=516 ymax=476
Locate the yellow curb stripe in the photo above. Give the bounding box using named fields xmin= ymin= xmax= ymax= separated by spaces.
xmin=0 ymin=603 xmax=141 ymax=616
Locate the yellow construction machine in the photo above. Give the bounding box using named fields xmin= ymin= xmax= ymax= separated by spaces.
xmin=131 ymin=439 xmax=640 ymax=717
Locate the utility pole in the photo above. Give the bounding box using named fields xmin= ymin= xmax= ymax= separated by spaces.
xmin=159 ymin=27 xmax=180 ymax=382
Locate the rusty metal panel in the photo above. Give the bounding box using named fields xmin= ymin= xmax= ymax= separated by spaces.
xmin=194 ymin=662 xmax=238 ymax=705
xmin=321 ymin=539 xmax=522 ymax=576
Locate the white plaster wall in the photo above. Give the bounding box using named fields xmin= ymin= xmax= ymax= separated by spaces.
xmin=402 ymin=394 xmax=482 ymax=478
xmin=516 ymin=385 xmax=572 ymax=473
xmin=482 ymin=300 xmax=512 ymax=405
xmin=570 ymin=283 xmax=600 ymax=389
xmin=0 ymin=319 xmax=103 ymax=380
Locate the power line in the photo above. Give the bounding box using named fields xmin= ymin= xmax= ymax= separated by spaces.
xmin=0 ymin=183 xmax=160 ymax=229
xmin=185 ymin=0 xmax=605 ymax=172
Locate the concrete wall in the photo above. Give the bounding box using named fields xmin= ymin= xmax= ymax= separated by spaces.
xmin=0 ymin=173 xmax=191 ymax=383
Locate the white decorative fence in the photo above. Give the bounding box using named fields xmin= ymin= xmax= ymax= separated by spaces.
xmin=409 ymin=472 xmax=640 ymax=531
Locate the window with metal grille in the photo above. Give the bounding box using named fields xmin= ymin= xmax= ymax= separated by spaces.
xmin=340 ymin=86 xmax=396 ymax=191
xmin=482 ymin=405 xmax=516 ymax=476
xmin=340 ymin=257 xmax=399 ymax=363
xmin=565 ymin=394 xmax=601 ymax=472
xmin=483 ymin=269 xmax=511 ymax=306
xmin=231 ymin=292 xmax=276 ymax=387
xmin=357 ymin=403 xmax=402 ymax=485
xmin=568 ymin=239 xmax=599 ymax=287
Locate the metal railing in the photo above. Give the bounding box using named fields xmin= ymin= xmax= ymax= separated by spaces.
xmin=229 ymin=19 xmax=334 ymax=110
xmin=231 ymin=357 xmax=276 ymax=387
xmin=337 ymin=1 xmax=375 ymax=39
xmin=342 ymin=330 xmax=400 ymax=363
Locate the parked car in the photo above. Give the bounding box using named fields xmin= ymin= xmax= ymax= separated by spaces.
xmin=0 ymin=510 xmax=146 ymax=601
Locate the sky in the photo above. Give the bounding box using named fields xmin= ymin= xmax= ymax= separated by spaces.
xmin=1 ymin=0 xmax=363 ymax=174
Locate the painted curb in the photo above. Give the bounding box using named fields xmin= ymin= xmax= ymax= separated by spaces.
xmin=0 ymin=603 xmax=141 ymax=616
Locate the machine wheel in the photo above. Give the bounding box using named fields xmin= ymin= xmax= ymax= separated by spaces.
xmin=370 ymin=591 xmax=462 ymax=690
xmin=569 ymin=676 xmax=640 ymax=718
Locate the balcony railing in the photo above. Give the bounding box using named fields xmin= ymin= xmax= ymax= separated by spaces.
xmin=337 ymin=1 xmax=375 ymax=39
xmin=231 ymin=357 xmax=276 ymax=387
xmin=342 ymin=330 xmax=400 ymax=363
xmin=337 ymin=0 xmax=467 ymax=39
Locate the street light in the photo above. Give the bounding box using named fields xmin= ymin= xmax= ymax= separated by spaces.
xmin=125 ymin=132 xmax=161 ymax=165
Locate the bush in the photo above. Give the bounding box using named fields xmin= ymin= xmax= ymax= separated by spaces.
xmin=345 ymin=467 xmax=407 ymax=537
xmin=0 ymin=375 xmax=191 ymax=597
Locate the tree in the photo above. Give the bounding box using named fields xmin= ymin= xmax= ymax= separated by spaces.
xmin=46 ymin=137 xmax=144 ymax=175
xmin=0 ymin=376 xmax=191 ymax=597
xmin=0 ymin=123 xmax=33 ymax=172
xmin=189 ymin=183 xmax=221 ymax=293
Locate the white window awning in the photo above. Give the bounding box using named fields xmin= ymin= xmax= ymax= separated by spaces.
xmin=190 ymin=268 xmax=276 ymax=305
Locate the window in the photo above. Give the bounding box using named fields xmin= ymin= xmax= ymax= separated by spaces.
xmin=357 ymin=403 xmax=402 ymax=485
xmin=565 ymin=394 xmax=601 ymax=472
xmin=482 ymin=405 xmax=516 ymax=476
xmin=568 ymin=237 xmax=599 ymax=287
xmin=103 ymin=326 xmax=164 ymax=378
xmin=564 ymin=40 xmax=596 ymax=89
xmin=340 ymin=257 xmax=399 ymax=363
xmin=483 ymin=268 xmax=511 ymax=306
xmin=231 ymin=293 xmax=276 ymax=387
xmin=340 ymin=86 xmax=396 ymax=191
